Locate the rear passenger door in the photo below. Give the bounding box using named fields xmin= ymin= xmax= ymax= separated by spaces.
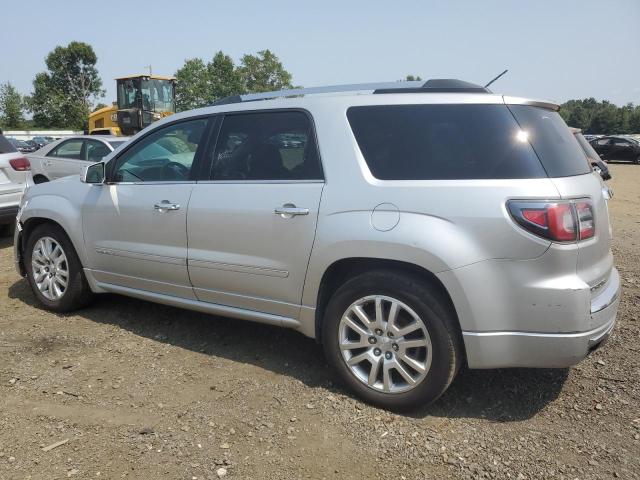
xmin=187 ymin=110 xmax=324 ymax=319
xmin=44 ymin=138 xmax=86 ymax=179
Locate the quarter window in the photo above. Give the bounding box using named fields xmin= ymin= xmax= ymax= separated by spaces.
xmin=112 ymin=119 xmax=208 ymax=182
xmin=348 ymin=104 xmax=546 ymax=180
xmin=210 ymin=111 xmax=322 ymax=181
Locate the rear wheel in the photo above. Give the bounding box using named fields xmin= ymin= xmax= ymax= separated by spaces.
xmin=634 ymin=155 xmax=640 ymax=165
xmin=322 ymin=270 xmax=462 ymax=411
xmin=24 ymin=223 xmax=93 ymax=312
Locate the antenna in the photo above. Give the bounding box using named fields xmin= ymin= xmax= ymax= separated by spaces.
xmin=484 ymin=69 xmax=508 ymax=88
xmin=145 ymin=65 xmax=153 ymax=76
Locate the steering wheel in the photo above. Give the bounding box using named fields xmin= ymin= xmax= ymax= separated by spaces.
xmin=162 ymin=161 xmax=189 ymax=180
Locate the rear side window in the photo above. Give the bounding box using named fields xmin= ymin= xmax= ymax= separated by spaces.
xmin=347 ymin=104 xmax=546 ymax=180
xmin=0 ymin=134 xmax=17 ymax=154
xmin=210 ymin=111 xmax=323 ymax=181
xmin=509 ymin=105 xmax=591 ymax=177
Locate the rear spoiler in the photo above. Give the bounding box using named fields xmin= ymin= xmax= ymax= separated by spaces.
xmin=503 ymin=96 xmax=560 ymax=111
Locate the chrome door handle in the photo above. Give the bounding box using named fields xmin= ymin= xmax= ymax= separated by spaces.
xmin=275 ymin=204 xmax=309 ymax=218
xmin=154 ymin=200 xmax=180 ymax=211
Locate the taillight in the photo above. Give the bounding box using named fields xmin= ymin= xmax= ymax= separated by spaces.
xmin=575 ymin=201 xmax=595 ymax=240
xmin=9 ymin=157 xmax=30 ymax=171
xmin=508 ymin=200 xmax=595 ymax=242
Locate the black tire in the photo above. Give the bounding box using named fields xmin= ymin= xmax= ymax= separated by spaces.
xmin=24 ymin=223 xmax=93 ymax=312
xmin=322 ymin=270 xmax=462 ymax=411
xmin=634 ymin=155 xmax=640 ymax=165
xmin=33 ymin=175 xmax=49 ymax=184
xmin=0 ymin=222 xmax=14 ymax=237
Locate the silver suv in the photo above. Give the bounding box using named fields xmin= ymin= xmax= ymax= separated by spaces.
xmin=13 ymin=80 xmax=620 ymax=410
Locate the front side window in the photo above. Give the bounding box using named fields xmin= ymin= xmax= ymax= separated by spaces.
xmin=595 ymin=138 xmax=611 ymax=146
xmin=210 ymin=111 xmax=322 ymax=181
xmin=111 ymin=119 xmax=208 ymax=182
xmin=47 ymin=139 xmax=84 ymax=160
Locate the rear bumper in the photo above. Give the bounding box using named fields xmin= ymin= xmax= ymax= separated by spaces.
xmin=462 ymin=268 xmax=620 ymax=369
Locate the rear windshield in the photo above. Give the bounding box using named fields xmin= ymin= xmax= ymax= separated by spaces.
xmin=509 ymin=105 xmax=591 ymax=177
xmin=347 ymin=104 xmax=546 ymax=180
xmin=108 ymin=141 xmax=125 ymax=149
xmin=0 ymin=134 xmax=18 ymax=154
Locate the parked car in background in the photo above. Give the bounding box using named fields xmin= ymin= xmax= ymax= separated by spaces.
xmin=25 ymin=140 xmax=41 ymax=151
xmin=571 ymin=128 xmax=611 ymax=180
xmin=0 ymin=133 xmax=31 ymax=236
xmin=13 ymin=80 xmax=620 ymax=410
xmin=8 ymin=138 xmax=38 ymax=153
xmin=31 ymin=136 xmax=53 ymax=148
xmin=28 ymin=135 xmax=128 ymax=183
xmin=590 ymin=135 xmax=640 ymax=164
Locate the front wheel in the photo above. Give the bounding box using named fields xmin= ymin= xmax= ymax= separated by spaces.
xmin=24 ymin=223 xmax=93 ymax=312
xmin=322 ymin=270 xmax=462 ymax=411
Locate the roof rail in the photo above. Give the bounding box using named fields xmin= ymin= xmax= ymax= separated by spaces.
xmin=211 ymin=79 xmax=490 ymax=106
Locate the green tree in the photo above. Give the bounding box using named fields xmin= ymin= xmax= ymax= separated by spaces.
xmin=0 ymin=82 xmax=25 ymax=129
xmin=27 ymin=41 xmax=104 ymax=129
xmin=175 ymin=58 xmax=211 ymax=111
xmin=238 ymin=49 xmax=292 ymax=93
xmin=208 ymin=51 xmax=244 ymax=100
xmin=175 ymin=49 xmax=293 ymax=111
xmin=405 ymin=75 xmax=422 ymax=81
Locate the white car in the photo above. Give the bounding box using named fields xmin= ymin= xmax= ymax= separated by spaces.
xmin=0 ymin=133 xmax=32 ymax=235
xmin=28 ymin=135 xmax=128 ymax=183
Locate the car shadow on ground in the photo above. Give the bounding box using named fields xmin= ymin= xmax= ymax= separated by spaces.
xmin=0 ymin=234 xmax=13 ymax=249
xmin=8 ymin=278 xmax=568 ymax=422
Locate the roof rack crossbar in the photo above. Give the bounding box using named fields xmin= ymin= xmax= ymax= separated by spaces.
xmin=211 ymin=79 xmax=489 ymax=106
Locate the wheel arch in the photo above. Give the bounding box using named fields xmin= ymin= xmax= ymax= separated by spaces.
xmin=313 ymin=257 xmax=463 ymax=348
xmin=18 ymin=196 xmax=87 ymax=269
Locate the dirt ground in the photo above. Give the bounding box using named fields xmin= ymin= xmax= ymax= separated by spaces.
xmin=1 ymin=164 xmax=638 ymax=480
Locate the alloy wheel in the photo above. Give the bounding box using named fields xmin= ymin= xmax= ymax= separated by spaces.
xmin=338 ymin=295 xmax=432 ymax=394
xmin=31 ymin=236 xmax=69 ymax=301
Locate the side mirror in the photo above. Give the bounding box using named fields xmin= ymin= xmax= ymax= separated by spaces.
xmin=80 ymin=162 xmax=105 ymax=184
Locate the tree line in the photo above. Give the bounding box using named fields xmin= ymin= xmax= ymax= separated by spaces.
xmin=1 ymin=40 xmax=638 ymax=135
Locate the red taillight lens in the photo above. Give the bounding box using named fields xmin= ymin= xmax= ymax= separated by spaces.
xmin=547 ymin=203 xmax=577 ymax=241
xmin=9 ymin=157 xmax=30 ymax=171
xmin=575 ymin=201 xmax=595 ymax=240
xmin=508 ymin=199 xmax=594 ymax=243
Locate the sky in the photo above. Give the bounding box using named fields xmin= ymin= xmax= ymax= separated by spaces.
xmin=2 ymin=0 xmax=639 ymax=106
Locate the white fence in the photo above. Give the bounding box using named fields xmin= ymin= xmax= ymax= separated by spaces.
xmin=2 ymin=130 xmax=84 ymax=141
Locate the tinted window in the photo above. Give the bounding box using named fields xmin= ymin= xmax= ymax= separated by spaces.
xmin=211 ymin=111 xmax=322 ymax=181
xmin=112 ymin=119 xmax=207 ymax=182
xmin=0 ymin=134 xmax=17 ymax=154
xmin=86 ymin=140 xmax=111 ymax=161
xmin=613 ymin=138 xmax=630 ymax=146
xmin=347 ymin=104 xmax=545 ymax=180
xmin=509 ymin=105 xmax=591 ymax=177
xmin=47 ymin=139 xmax=84 ymax=159
xmin=595 ymin=138 xmax=610 ymax=146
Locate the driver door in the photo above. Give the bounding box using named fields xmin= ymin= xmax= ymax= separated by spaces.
xmin=82 ymin=117 xmax=211 ymax=299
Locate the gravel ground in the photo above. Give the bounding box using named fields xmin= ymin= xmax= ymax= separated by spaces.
xmin=1 ymin=164 xmax=638 ymax=480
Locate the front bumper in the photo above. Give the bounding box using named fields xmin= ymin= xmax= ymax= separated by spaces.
xmin=462 ymin=268 xmax=620 ymax=369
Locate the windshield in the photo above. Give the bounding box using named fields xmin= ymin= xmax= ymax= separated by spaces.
xmin=141 ymin=79 xmax=175 ymax=113
xmin=108 ymin=141 xmax=125 ymax=149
